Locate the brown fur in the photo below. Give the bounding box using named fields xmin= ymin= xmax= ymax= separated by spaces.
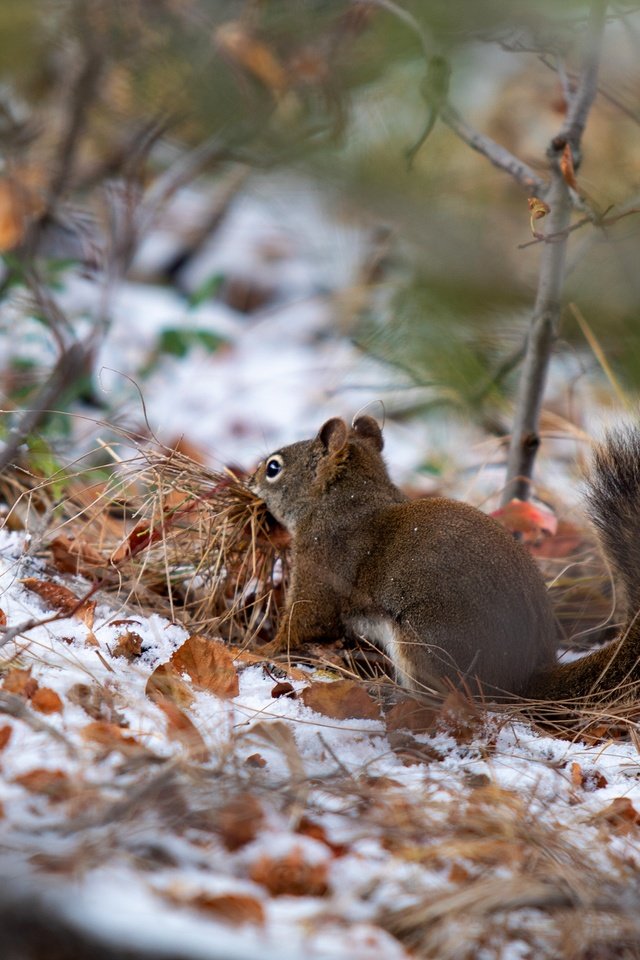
xmin=250 ymin=417 xmax=640 ymax=700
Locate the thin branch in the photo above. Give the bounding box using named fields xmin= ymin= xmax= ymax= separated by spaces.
xmin=0 ymin=341 xmax=90 ymax=476
xmin=439 ymin=104 xmax=545 ymax=194
xmin=502 ymin=0 xmax=608 ymax=505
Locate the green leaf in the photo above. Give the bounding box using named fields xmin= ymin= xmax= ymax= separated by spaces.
xmin=158 ymin=327 xmax=226 ymax=358
xmin=188 ymin=273 xmax=225 ymax=309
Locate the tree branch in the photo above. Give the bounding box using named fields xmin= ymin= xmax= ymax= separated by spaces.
xmin=501 ymin=0 xmax=608 ymax=505
xmin=439 ymin=103 xmax=545 ymax=194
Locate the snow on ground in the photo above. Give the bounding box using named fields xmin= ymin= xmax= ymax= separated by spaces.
xmin=1 ymin=174 xmax=639 ymax=957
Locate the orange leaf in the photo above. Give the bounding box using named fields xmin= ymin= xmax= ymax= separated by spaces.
xmin=560 ymin=143 xmax=578 ymax=190
xmin=50 ymin=535 xmax=107 ymax=577
xmin=0 ymin=609 xmax=6 ymax=626
xmin=218 ymin=794 xmax=264 ymax=851
xmin=14 ymin=768 xmax=73 ymax=802
xmin=2 ymin=667 xmax=38 ymax=699
xmin=385 ymin=697 xmax=436 ymax=734
xmin=157 ymin=699 xmax=208 ymax=761
xmin=0 ymin=724 xmax=12 ymax=751
xmin=184 ymin=892 xmax=265 ymax=925
xmin=146 ymin=663 xmax=195 ymax=708
xmin=22 ymin=578 xmax=96 ymax=627
xmin=301 ymin=680 xmax=380 ymax=721
xmin=170 ymin=635 xmax=239 ymax=699
xmin=491 ymin=499 xmax=557 ymax=544
xmin=597 ymin=797 xmax=640 ymax=831
xmin=31 ymin=687 xmax=63 ymax=715
xmin=112 ymin=631 xmax=144 ymax=661
xmin=81 ymin=721 xmax=142 ymax=755
xmin=250 ymin=847 xmax=329 ymax=897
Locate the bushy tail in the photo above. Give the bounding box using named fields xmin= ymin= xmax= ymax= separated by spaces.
xmin=527 ymin=425 xmax=640 ymax=702
xmin=586 ymin=425 xmax=640 ymax=616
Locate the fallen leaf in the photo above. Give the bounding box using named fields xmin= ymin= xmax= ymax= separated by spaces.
xmin=250 ymin=847 xmax=329 ymax=897
xmin=0 ymin=724 xmax=12 ymax=751
xmin=385 ymin=698 xmax=437 ymax=734
xmin=2 ymin=667 xmax=38 ymax=699
xmin=112 ymin=631 xmax=144 ymax=661
xmin=244 ymin=753 xmax=267 ymax=768
xmin=448 ymin=862 xmax=472 ymax=883
xmin=67 ymin=683 xmax=126 ymax=725
xmin=157 ymin=700 xmax=208 ymax=761
xmin=296 ymin=817 xmax=348 ymax=857
xmin=271 ymin=681 xmax=296 ymax=699
xmin=173 ymin=634 xmax=239 ymax=698
xmin=491 ymin=499 xmax=557 ymax=544
xmin=218 ymin=794 xmax=264 ymax=851
xmin=0 ymin=609 xmax=6 ymax=626
xmin=81 ymin=721 xmax=141 ymax=754
xmin=14 ymin=768 xmax=73 ymax=802
xmin=596 ymin=797 xmax=640 ymax=834
xmin=50 ymin=535 xmax=107 ymax=577
xmin=31 ymin=687 xmax=63 ymax=715
xmin=146 ymin=664 xmax=194 ymax=708
xmin=22 ymin=578 xmax=96 ymax=627
xmin=192 ymin=892 xmax=264 ymax=925
xmin=301 ymin=680 xmax=380 ymax=721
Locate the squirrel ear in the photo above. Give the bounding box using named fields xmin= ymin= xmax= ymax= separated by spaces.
xmin=352 ymin=415 xmax=384 ymax=452
xmin=317 ymin=418 xmax=349 ymax=454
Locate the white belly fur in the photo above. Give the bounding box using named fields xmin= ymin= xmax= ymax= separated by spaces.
xmin=349 ymin=615 xmax=418 ymax=690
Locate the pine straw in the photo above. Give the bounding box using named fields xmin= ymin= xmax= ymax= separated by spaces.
xmin=3 ymin=440 xmax=640 ymax=737
xmin=1 ymin=441 xmax=290 ymax=648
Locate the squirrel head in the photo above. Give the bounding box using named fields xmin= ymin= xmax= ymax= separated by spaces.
xmin=249 ymin=415 xmax=398 ymax=531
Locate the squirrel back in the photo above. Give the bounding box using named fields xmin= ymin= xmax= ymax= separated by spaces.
xmin=250 ymin=416 xmax=640 ymax=702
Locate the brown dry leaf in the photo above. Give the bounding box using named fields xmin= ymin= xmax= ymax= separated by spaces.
xmin=271 ymin=681 xmax=296 ymax=699
xmin=437 ymin=690 xmax=481 ymax=743
xmin=14 ymin=768 xmax=73 ymax=802
xmin=560 ymin=142 xmax=578 ymax=189
xmin=216 ymin=21 xmax=288 ymax=98
xmin=2 ymin=667 xmax=38 ymax=699
xmin=22 ymin=578 xmax=96 ymax=628
xmin=170 ymin=634 xmax=239 ymax=699
xmin=158 ymin=699 xmax=208 ymax=761
xmin=67 ymin=682 xmax=126 ymax=724
xmin=50 ymin=535 xmax=107 ymax=577
xmin=31 ymin=687 xmax=63 ymax=715
xmin=112 ymin=631 xmax=144 ymax=661
xmin=0 ymin=724 xmax=12 ymax=751
xmin=301 ymin=680 xmax=380 ymax=721
xmin=296 ymin=817 xmax=348 ymax=858
xmin=596 ymin=797 xmax=640 ymax=834
xmin=448 ymin=862 xmax=472 ymax=884
xmin=244 ymin=753 xmax=267 ymax=768
xmin=146 ymin=663 xmax=195 ymax=708
xmin=250 ymin=847 xmax=329 ymax=897
xmin=570 ymin=761 xmax=607 ymax=792
xmin=385 ymin=698 xmax=437 ymax=734
xmin=0 ymin=609 xmax=6 ymax=626
xmin=189 ymin=893 xmax=264 ymax=926
xmin=218 ymin=794 xmax=264 ymax=851
xmin=81 ymin=721 xmax=142 ymax=754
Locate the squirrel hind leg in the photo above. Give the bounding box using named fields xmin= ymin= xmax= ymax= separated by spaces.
xmin=349 ymin=615 xmax=448 ymax=695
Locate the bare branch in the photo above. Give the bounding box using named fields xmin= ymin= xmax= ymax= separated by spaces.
xmin=561 ymin=0 xmax=608 ymax=152
xmin=502 ymin=0 xmax=608 ymax=505
xmin=440 ymin=104 xmax=545 ymax=194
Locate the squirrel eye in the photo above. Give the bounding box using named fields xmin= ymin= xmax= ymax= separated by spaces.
xmin=265 ymin=456 xmax=283 ymax=481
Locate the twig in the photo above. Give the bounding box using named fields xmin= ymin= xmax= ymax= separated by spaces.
xmin=439 ymin=104 xmax=545 ymax=194
xmin=501 ymin=0 xmax=608 ymax=505
xmin=0 ymin=340 xmax=90 ymax=476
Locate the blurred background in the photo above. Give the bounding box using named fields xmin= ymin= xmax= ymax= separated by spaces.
xmin=1 ymin=0 xmax=639 ymax=492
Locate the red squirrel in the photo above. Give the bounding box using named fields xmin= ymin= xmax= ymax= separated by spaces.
xmin=250 ymin=415 xmax=640 ymax=700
